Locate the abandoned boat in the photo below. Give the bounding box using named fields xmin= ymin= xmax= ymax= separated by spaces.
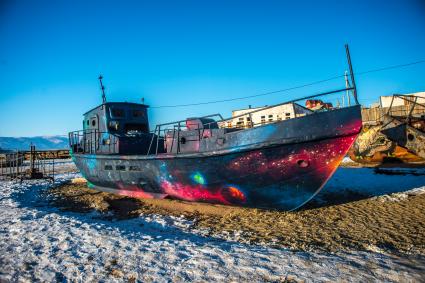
xmin=69 ymin=46 xmax=362 ymax=210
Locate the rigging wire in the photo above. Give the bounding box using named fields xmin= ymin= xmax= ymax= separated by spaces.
xmin=150 ymin=59 xmax=425 ymax=109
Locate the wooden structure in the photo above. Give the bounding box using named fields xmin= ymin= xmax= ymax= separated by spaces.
xmin=361 ymin=99 xmax=425 ymax=125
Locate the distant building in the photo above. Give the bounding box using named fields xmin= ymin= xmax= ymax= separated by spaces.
xmin=225 ymin=103 xmax=311 ymax=128
xmin=380 ymin=91 xmax=425 ymax=108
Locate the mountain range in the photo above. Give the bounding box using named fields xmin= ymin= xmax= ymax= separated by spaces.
xmin=0 ymin=136 xmax=69 ymax=151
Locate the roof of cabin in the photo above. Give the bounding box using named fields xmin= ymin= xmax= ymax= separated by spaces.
xmin=83 ymin=102 xmax=149 ymax=116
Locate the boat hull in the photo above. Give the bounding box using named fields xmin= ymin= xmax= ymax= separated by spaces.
xmin=72 ymin=133 xmax=358 ymax=210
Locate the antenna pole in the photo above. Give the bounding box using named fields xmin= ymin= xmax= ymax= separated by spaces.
xmin=345 ymin=44 xmax=359 ymax=104
xmin=344 ymin=71 xmax=351 ymax=106
xmin=98 ymin=75 xmax=106 ymax=104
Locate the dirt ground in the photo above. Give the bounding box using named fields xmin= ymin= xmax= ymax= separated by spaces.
xmin=49 ymin=181 xmax=425 ymax=255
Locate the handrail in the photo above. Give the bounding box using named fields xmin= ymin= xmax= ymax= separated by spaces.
xmin=151 ymin=86 xmax=355 ymax=132
xmin=71 ymin=85 xmax=359 ymax=156
xmin=202 ymin=87 xmax=355 ymax=128
xmin=152 ymin=44 xmax=358 ymax=130
xmin=154 ymin=113 xmax=224 ymax=128
xmin=68 ymin=129 xmax=119 ymax=154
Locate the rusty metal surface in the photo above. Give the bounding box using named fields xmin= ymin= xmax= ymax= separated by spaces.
xmin=348 ymin=132 xmax=424 ymax=165
xmin=350 ymin=125 xmax=395 ymax=158
xmin=351 ymin=93 xmax=425 ymax=164
xmin=381 ymin=116 xmax=425 ymax=159
xmin=405 ymin=125 xmax=425 ymax=159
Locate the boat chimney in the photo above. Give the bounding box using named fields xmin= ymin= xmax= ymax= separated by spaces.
xmin=249 ymin=105 xmax=251 ymax=109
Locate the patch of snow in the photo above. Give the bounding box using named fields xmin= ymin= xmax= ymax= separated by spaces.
xmin=373 ymin=186 xmax=425 ymax=202
xmin=1 ymin=172 xmax=424 ymax=282
xmin=405 ymin=186 xmax=425 ymax=196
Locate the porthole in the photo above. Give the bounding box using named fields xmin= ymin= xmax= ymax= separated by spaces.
xmin=116 ymin=165 xmax=126 ymax=171
xmin=129 ymin=165 xmax=141 ymax=171
xmin=216 ymin=137 xmax=225 ymax=145
xmin=407 ymin=133 xmax=415 ymax=141
xmin=92 ymin=120 xmax=96 ymax=127
xmin=180 ymin=137 xmax=186 ymax=144
xmin=297 ymin=159 xmax=309 ymax=168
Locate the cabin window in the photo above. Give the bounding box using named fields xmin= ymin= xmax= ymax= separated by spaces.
xmin=91 ymin=120 xmax=96 ymax=127
xmin=110 ymin=108 xmax=125 ymax=118
xmin=238 ymin=117 xmax=244 ymax=121
xmin=268 ymin=114 xmax=273 ymax=122
xmin=129 ymin=165 xmax=141 ymax=171
xmin=133 ymin=109 xmax=144 ymax=118
xmin=104 ymin=165 xmax=113 ymax=170
xmin=116 ymin=165 xmax=126 ymax=171
xmin=86 ymin=120 xmax=89 ymax=126
xmin=260 ymin=115 xmax=266 ymax=125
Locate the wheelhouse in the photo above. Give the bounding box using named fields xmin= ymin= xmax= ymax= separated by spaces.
xmin=83 ymin=102 xmax=150 ymax=135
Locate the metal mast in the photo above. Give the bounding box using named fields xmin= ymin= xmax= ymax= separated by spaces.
xmin=99 ymin=75 xmax=107 ymax=104
xmin=344 ymin=70 xmax=352 ymax=106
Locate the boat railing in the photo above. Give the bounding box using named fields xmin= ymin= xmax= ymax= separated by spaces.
xmin=69 ymin=129 xmax=119 ymax=154
xmin=69 ymin=85 xmax=358 ymax=156
xmin=148 ymin=44 xmax=360 ymax=155
xmin=215 ymin=87 xmax=357 ymax=128
xmin=147 ymin=114 xmax=224 ymax=155
xmin=148 ymin=85 xmax=359 ymax=155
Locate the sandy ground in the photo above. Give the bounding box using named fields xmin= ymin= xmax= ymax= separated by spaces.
xmin=50 ymin=181 xmax=425 ymax=256
xmin=49 ymin=160 xmax=425 ymax=256
xmin=2 ymin=168 xmax=425 ymax=282
xmin=2 ymin=161 xmax=425 ymax=282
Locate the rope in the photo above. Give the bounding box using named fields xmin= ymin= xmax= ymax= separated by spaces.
xmin=150 ymin=59 xmax=425 ymax=109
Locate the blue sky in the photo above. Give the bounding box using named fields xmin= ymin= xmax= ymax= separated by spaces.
xmin=0 ymin=0 xmax=424 ymax=137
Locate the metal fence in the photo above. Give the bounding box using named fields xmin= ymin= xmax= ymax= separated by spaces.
xmin=0 ymin=146 xmax=56 ymax=181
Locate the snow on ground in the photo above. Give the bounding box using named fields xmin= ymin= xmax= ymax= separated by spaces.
xmin=1 ymin=169 xmax=425 ymax=282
